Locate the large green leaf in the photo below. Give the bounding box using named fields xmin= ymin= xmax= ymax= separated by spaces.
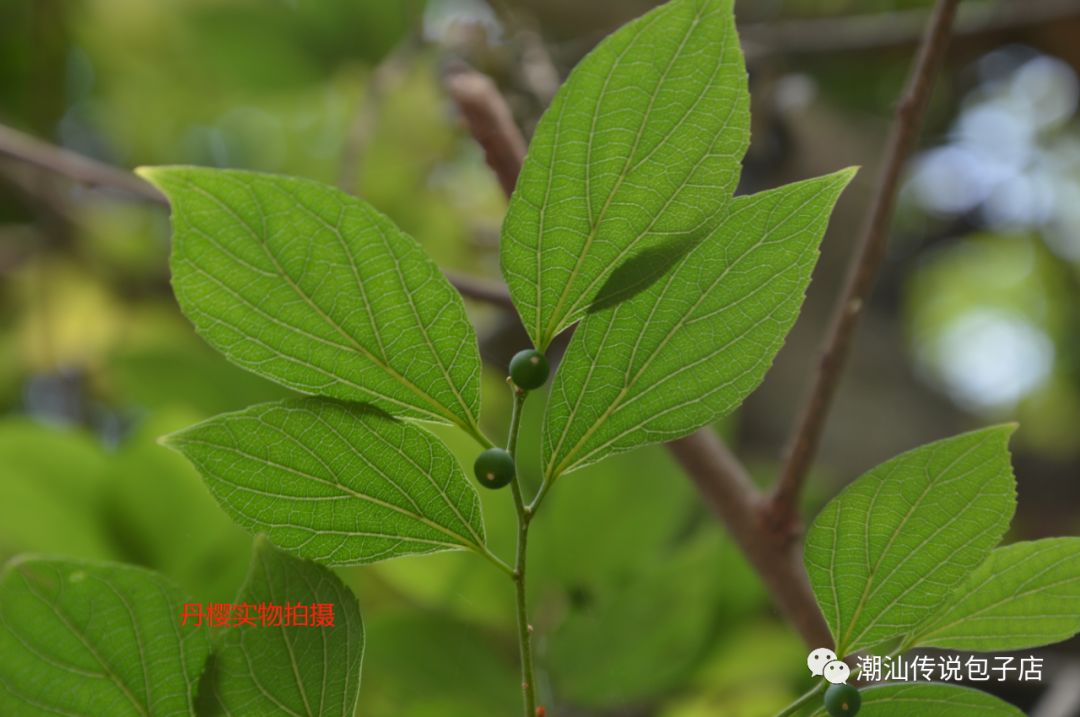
xmin=501 ymin=0 xmax=750 ymax=350
xmin=807 ymin=684 xmax=1024 ymax=716
xmin=164 ymin=397 xmax=487 ymax=566
xmin=139 ymin=166 xmax=484 ymax=438
xmin=905 ymin=538 xmax=1080 ymax=651
xmin=0 ymin=557 xmax=210 ymax=716
xmin=804 ymin=427 xmax=1017 ymax=655
xmin=199 ymin=537 xmax=364 ymax=716
xmin=543 ymin=170 xmax=854 ymax=479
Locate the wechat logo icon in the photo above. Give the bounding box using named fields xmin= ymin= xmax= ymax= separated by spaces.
xmin=808 ymin=647 xmax=850 ymax=684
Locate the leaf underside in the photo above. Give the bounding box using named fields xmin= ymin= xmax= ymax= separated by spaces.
xmin=907 ymin=537 xmax=1080 ymax=651
xmin=543 ymin=169 xmax=854 ymax=479
xmin=804 ymin=426 xmax=1017 ymax=655
xmin=807 ymin=684 xmax=1024 ymax=716
xmin=501 ymin=0 xmax=750 ymax=350
xmin=165 ymin=397 xmax=487 ymax=566
xmin=200 ymin=536 xmax=365 ymax=717
xmin=0 ymin=557 xmax=210 ymax=717
xmin=140 ymin=166 xmax=482 ymax=433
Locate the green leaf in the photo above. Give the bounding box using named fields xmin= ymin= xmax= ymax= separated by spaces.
xmin=138 ymin=166 xmax=484 ymax=438
xmin=0 ymin=557 xmax=210 ymax=716
xmin=164 ymin=397 xmax=487 ymax=566
xmin=543 ymin=170 xmax=855 ymax=479
xmin=804 ymin=426 xmax=1017 ymax=655
xmin=547 ymin=531 xmax=750 ymax=708
xmin=807 ymin=684 xmax=1023 ymax=716
xmin=501 ymin=0 xmax=750 ymax=350
xmin=198 ymin=536 xmax=364 ymax=717
xmin=0 ymin=420 xmax=113 ymax=562
xmin=905 ymin=537 xmax=1080 ymax=651
xmin=358 ymin=613 xmax=519 ymax=717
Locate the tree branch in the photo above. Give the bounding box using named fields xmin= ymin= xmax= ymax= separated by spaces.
xmin=740 ymin=0 xmax=1077 ymax=58
xmin=443 ymin=270 xmax=517 ymax=310
xmin=0 ymin=124 xmax=166 ymax=205
xmin=0 ymin=122 xmax=512 ymax=310
xmin=768 ymin=0 xmax=963 ymax=531
xmin=442 ymin=63 xmax=528 ymax=197
xmin=667 ymin=431 xmax=832 ymax=648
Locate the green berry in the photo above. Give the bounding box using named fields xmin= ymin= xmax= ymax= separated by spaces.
xmin=473 ymin=448 xmax=515 ymax=489
xmin=824 ymin=683 xmax=860 ymax=717
xmin=509 ymin=349 xmax=550 ymax=390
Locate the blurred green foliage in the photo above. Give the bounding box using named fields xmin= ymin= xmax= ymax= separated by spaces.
xmin=3 ymin=0 xmax=1077 ymax=714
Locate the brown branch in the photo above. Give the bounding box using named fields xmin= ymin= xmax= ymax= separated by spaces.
xmin=768 ymin=0 xmax=963 ymax=531
xmin=0 ymin=122 xmax=513 ymax=311
xmin=740 ymin=0 xmax=1078 ymax=58
xmin=0 ymin=124 xmax=166 ymax=205
xmin=442 ymin=63 xmax=528 ymax=197
xmin=668 ymin=431 xmax=832 ymax=648
xmin=444 ymin=270 xmax=517 ymax=311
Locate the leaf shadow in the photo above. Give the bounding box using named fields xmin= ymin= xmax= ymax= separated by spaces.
xmin=585 ymin=231 xmax=703 ymax=315
xmin=194 ymin=651 xmax=222 ymax=714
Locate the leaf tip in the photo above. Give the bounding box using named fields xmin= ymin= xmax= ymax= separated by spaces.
xmin=831 ymin=165 xmax=859 ymax=188
xmin=134 ymin=165 xmax=164 ymax=186
xmin=134 ymin=165 xmax=187 ymax=197
xmin=156 ymin=430 xmax=185 ymax=453
xmin=252 ymin=533 xmax=273 ymax=553
xmin=984 ymin=421 xmax=1020 ymax=443
xmin=2 ymin=553 xmax=32 ymax=576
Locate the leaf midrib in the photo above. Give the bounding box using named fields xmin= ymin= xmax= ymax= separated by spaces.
xmin=547 ymin=183 xmax=826 ymax=478
xmin=261 ymin=179 xmax=479 ymax=431
xmin=18 ymin=565 xmax=151 ymax=717
xmin=539 ymin=2 xmax=709 ymax=347
xmin=839 ymin=434 xmax=996 ymax=652
xmin=563 ymin=8 xmax=738 ymax=326
xmin=173 ymin=434 xmax=481 ymax=551
xmin=178 ymin=177 xmax=475 ymax=432
xmin=913 ymin=545 xmax=1080 ymax=645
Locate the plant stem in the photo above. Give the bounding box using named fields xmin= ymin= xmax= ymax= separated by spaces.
xmin=527 ymin=474 xmax=553 ymax=514
xmin=466 ymin=421 xmax=496 ymax=450
xmin=478 ymin=545 xmax=516 ymax=578
xmin=506 ymin=386 xmax=538 ymax=717
xmin=772 ymin=680 xmax=826 ymax=717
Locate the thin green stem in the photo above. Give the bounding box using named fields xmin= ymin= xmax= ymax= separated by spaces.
xmin=506 ymin=387 xmax=526 ymax=459
xmin=772 ymin=680 xmax=826 ymax=717
xmin=466 ymin=421 xmax=496 ymax=450
xmin=506 ymin=387 xmax=538 ymax=717
xmin=526 ymin=474 xmax=553 ymax=514
xmin=477 ymin=545 xmax=515 ymax=578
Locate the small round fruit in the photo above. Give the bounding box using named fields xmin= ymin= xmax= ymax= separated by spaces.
xmin=509 ymin=349 xmax=550 ymax=390
xmin=473 ymin=448 xmax=515 ymax=489
xmin=824 ymin=683 xmax=861 ymax=717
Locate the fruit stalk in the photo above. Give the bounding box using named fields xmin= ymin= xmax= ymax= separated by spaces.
xmin=506 ymin=387 xmax=539 ymax=717
xmin=772 ymin=681 xmax=827 ymax=717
